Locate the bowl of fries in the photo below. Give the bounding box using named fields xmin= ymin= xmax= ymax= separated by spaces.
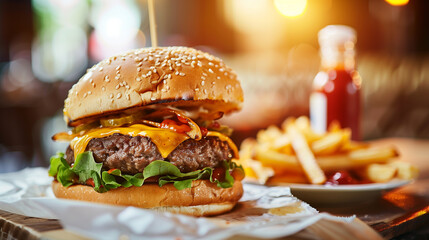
xmin=238 ymin=116 xmax=418 ymax=204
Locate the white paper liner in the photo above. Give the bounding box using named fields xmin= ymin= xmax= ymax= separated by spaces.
xmin=0 ymin=168 xmax=381 ymax=240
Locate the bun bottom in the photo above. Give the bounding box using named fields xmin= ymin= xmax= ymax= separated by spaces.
xmin=52 ymin=179 xmax=243 ymax=217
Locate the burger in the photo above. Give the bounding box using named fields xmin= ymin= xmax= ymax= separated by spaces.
xmin=49 ymin=47 xmax=244 ymax=216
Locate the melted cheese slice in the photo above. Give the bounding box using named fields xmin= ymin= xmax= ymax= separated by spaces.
xmin=70 ymin=124 xmax=239 ymax=160
xmin=71 ymin=124 xmax=190 ymax=159
xmin=206 ymin=131 xmax=239 ymax=159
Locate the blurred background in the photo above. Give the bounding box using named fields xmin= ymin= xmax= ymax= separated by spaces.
xmin=0 ymin=0 xmax=428 ymax=173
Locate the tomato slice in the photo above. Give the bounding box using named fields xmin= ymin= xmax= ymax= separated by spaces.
xmin=212 ymin=167 xmax=226 ymax=182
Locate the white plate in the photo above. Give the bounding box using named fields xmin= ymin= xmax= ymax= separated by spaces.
xmin=270 ymin=180 xmax=412 ymax=205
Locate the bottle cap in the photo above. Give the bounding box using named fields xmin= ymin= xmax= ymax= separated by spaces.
xmin=318 ymin=25 xmax=356 ymax=47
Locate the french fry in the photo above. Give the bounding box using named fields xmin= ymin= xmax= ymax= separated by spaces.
xmin=340 ymin=140 xmax=369 ymax=152
xmin=286 ymin=123 xmax=326 ymax=184
xmin=257 ymin=125 xmax=283 ymax=144
xmin=364 ymin=163 xmax=397 ymax=183
xmin=271 ymin=134 xmax=293 ymax=155
xmin=388 ymin=161 xmax=419 ymax=180
xmin=238 ymin=116 xmax=416 ymax=185
xmin=311 ymin=131 xmax=344 ymax=155
xmin=284 ymin=116 xmax=322 ymax=143
xmin=255 ymin=147 xmax=303 ymax=173
xmin=239 ymin=139 xmax=274 ymax=184
xmin=255 ymin=148 xmax=396 ymax=173
xmin=349 ymin=147 xmax=398 ymax=163
xmin=328 ymin=120 xmax=342 ymax=132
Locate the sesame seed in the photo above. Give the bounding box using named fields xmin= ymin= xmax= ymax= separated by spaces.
xmin=161 ymin=89 xmax=167 ymax=92
xmin=202 ymin=72 xmax=208 ymax=77
xmin=197 ymin=61 xmax=202 ymax=67
xmin=111 ymin=99 xmax=114 ymax=103
xmin=83 ymin=93 xmax=87 ymax=98
xmin=179 ymin=72 xmax=185 ymax=76
xmin=102 ymin=86 xmax=106 ymax=91
xmin=115 ymin=76 xmax=120 ymax=80
xmin=201 ymin=81 xmax=205 ymax=86
xmin=88 ymin=91 xmax=92 ymax=95
xmin=136 ymin=77 xmax=141 ymax=82
xmin=117 ymin=93 xmax=122 ymax=99
xmin=126 ymin=94 xmax=130 ymax=100
xmin=92 ymin=83 xmax=96 ymax=88
xmin=116 ymin=66 xmax=121 ymax=71
xmin=137 ymin=67 xmax=141 ymax=72
xmin=208 ymin=62 xmax=214 ymax=66
xmin=110 ymin=93 xmax=114 ymax=99
xmin=204 ymin=89 xmax=208 ymax=94
xmin=99 ymin=67 xmax=103 ymax=72
xmin=195 ymin=88 xmax=200 ymax=92
xmin=219 ymin=68 xmax=224 ymax=72
xmin=150 ymin=97 xmax=156 ymax=101
xmin=125 ymin=85 xmax=130 ymax=89
xmin=137 ymin=62 xmax=143 ymax=67
xmin=175 ymin=71 xmax=179 ymax=75
xmin=201 ymin=76 xmax=206 ymax=80
xmin=217 ymin=76 xmax=221 ymax=80
xmin=89 ymin=79 xmax=93 ymax=83
xmin=104 ymin=76 xmax=110 ymax=82
xmin=212 ymin=81 xmax=216 ymax=85
xmin=208 ymin=68 xmax=214 ymax=74
xmin=116 ymin=84 xmax=120 ymax=90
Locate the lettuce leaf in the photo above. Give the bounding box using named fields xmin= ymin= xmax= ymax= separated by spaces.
xmin=49 ymin=152 xmax=242 ymax=193
xmin=144 ymin=160 xmax=237 ymax=189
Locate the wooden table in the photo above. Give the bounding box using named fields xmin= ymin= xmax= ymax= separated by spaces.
xmin=0 ymin=138 xmax=428 ymax=239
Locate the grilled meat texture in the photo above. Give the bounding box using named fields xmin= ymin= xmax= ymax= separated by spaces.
xmin=65 ymin=134 xmax=234 ymax=174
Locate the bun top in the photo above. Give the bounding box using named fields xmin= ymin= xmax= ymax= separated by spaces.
xmin=64 ymin=47 xmax=243 ymax=124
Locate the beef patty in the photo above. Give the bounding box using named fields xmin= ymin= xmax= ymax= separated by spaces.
xmin=65 ymin=134 xmax=234 ymax=174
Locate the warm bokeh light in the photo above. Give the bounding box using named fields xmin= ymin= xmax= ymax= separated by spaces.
xmin=274 ymin=0 xmax=307 ymax=17
xmin=385 ymin=0 xmax=409 ymax=6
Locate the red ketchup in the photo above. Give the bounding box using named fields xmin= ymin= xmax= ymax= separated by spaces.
xmin=325 ymin=171 xmax=358 ymax=185
xmin=160 ymin=119 xmax=191 ymax=134
xmin=325 ymin=170 xmax=372 ymax=185
xmin=310 ymin=25 xmax=361 ymax=140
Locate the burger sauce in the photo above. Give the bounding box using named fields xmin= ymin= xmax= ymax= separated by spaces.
xmin=310 ymin=25 xmax=361 ymax=140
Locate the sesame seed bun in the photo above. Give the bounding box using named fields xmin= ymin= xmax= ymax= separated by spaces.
xmin=64 ymin=47 xmax=243 ymax=125
xmin=52 ymin=179 xmax=243 ymax=217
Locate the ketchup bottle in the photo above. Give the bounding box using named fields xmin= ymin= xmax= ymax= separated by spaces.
xmin=310 ymin=25 xmax=361 ymax=140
